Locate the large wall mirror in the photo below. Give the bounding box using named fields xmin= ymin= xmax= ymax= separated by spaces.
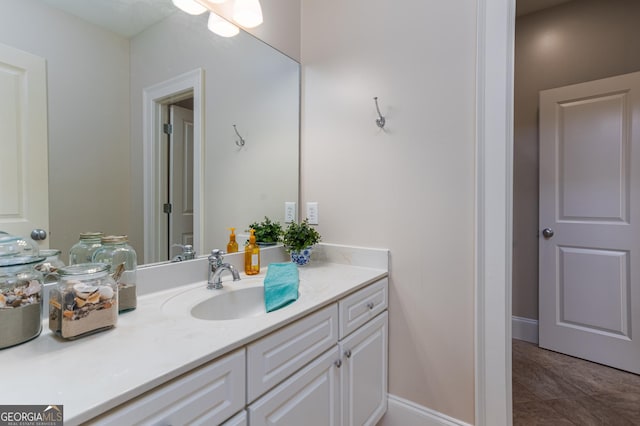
xmin=0 ymin=0 xmax=300 ymax=265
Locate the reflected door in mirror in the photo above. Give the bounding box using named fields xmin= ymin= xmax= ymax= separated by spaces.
xmin=0 ymin=43 xmax=49 ymax=245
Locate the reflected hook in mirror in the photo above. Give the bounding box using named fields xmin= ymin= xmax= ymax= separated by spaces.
xmin=233 ymin=124 xmax=246 ymax=147
xmin=373 ymin=97 xmax=386 ymax=129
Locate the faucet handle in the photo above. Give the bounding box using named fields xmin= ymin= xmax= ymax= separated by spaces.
xmin=208 ymin=249 xmax=225 ymax=268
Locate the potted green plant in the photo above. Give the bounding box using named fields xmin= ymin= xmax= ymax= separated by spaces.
xmin=246 ymin=216 xmax=283 ymax=246
xmin=282 ymin=218 xmax=322 ymax=265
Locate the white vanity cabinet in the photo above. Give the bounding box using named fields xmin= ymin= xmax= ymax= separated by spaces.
xmin=91 ymin=349 xmax=246 ymax=426
xmin=87 ymin=277 xmax=388 ymax=426
xmin=249 ymin=278 xmax=388 ymax=426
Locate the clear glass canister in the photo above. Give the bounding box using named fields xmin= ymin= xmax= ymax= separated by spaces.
xmin=92 ymin=236 xmax=137 ymax=312
xmin=0 ymin=256 xmax=45 ymax=349
xmin=69 ymin=232 xmax=103 ymax=265
xmin=49 ymin=263 xmax=117 ymax=340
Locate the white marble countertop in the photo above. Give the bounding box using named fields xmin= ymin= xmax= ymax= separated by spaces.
xmin=0 ymin=244 xmax=388 ymax=425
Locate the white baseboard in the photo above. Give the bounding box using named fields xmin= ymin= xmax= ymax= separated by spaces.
xmin=512 ymin=316 xmax=538 ymax=344
xmin=377 ymin=394 xmax=472 ymax=426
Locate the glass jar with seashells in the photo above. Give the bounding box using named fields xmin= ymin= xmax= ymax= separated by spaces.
xmin=0 ymin=255 xmax=45 ymax=349
xmin=92 ymin=235 xmax=137 ymax=313
xmin=49 ymin=263 xmax=118 ymax=340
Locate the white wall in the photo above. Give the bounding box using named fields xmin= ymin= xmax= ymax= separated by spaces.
xmin=0 ymin=0 xmax=130 ymax=261
xmin=129 ymin=12 xmax=299 ymax=256
xmin=301 ymin=0 xmax=477 ymax=422
xmin=513 ymin=0 xmax=640 ymax=320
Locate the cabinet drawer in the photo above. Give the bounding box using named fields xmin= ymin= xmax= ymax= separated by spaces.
xmin=91 ymin=349 xmax=246 ymax=426
xmin=339 ymin=278 xmax=388 ymax=339
xmin=247 ymin=304 xmax=338 ymax=402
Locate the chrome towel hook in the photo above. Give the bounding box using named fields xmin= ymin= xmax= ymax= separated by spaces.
xmin=373 ymin=97 xmax=386 ymax=129
xmin=233 ymin=124 xmax=246 ymax=147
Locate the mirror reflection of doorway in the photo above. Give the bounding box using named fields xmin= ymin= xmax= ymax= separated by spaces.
xmin=162 ymin=101 xmax=194 ymax=261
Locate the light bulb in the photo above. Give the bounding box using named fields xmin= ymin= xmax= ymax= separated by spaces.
xmin=172 ymin=0 xmax=207 ymax=15
xmin=208 ymin=13 xmax=240 ymax=37
xmin=233 ymin=0 xmax=263 ymax=28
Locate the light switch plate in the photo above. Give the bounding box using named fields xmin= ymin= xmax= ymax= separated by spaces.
xmin=306 ymin=202 xmax=319 ymax=225
xmin=285 ymin=202 xmax=296 ymax=223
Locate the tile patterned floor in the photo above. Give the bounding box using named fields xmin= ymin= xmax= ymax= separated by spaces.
xmin=512 ymin=339 xmax=640 ymax=426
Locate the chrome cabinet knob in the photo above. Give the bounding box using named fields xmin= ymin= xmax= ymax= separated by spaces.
xmin=366 ymin=302 xmax=374 ymax=310
xmin=335 ymin=359 xmax=342 ymax=368
xmin=31 ymin=229 xmax=47 ymax=241
xmin=542 ymin=228 xmax=554 ymax=239
xmin=344 ymin=350 xmax=352 ymax=358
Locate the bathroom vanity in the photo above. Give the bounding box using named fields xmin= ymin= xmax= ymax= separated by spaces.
xmin=0 ymin=244 xmax=388 ymax=426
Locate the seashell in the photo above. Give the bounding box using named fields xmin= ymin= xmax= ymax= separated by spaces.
xmin=87 ymin=292 xmax=100 ymax=304
xmin=73 ymin=283 xmax=98 ymax=295
xmin=98 ymin=286 xmax=114 ymax=300
xmin=6 ymin=295 xmax=17 ymax=304
xmin=111 ymin=262 xmax=126 ymax=283
xmin=25 ymin=280 xmax=42 ymax=296
xmin=0 ymin=294 xmax=5 ymax=308
xmin=75 ymin=296 xmax=87 ymax=308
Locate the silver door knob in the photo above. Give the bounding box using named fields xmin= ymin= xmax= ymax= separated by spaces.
xmin=31 ymin=229 xmax=47 ymax=241
xmin=542 ymin=228 xmax=554 ymax=239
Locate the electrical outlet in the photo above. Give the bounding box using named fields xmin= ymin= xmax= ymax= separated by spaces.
xmin=285 ymin=202 xmax=296 ymax=223
xmin=306 ymin=202 xmax=319 ymax=225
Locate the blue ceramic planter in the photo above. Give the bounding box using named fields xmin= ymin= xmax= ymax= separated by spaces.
xmin=290 ymin=247 xmax=312 ymax=266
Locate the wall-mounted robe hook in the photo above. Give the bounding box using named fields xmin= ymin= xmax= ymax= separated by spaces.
xmin=233 ymin=124 xmax=246 ymax=147
xmin=373 ymin=97 xmax=386 ymax=129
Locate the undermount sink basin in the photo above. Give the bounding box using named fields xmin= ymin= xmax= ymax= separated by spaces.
xmin=191 ymin=286 xmax=266 ymax=320
xmin=161 ymin=278 xmax=301 ymax=321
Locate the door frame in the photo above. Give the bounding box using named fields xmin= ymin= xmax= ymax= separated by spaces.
xmin=142 ymin=69 xmax=204 ymax=264
xmin=475 ymin=0 xmax=515 ymax=425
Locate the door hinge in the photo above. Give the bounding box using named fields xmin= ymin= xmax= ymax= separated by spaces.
xmin=163 ymin=123 xmax=173 ymax=134
xmin=163 ymin=203 xmax=172 ymax=214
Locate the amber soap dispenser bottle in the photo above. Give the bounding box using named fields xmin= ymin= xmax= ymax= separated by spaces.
xmin=244 ymin=229 xmax=260 ymax=275
xmin=227 ymin=227 xmax=238 ymax=253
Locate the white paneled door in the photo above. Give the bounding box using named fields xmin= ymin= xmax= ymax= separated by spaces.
xmin=539 ymin=71 xmax=640 ymax=373
xmin=169 ymin=105 xmax=194 ymax=250
xmin=0 ymin=43 xmax=49 ymax=247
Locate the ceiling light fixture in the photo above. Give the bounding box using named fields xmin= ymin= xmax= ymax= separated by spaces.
xmin=172 ymin=0 xmax=207 ymax=15
xmin=208 ymin=12 xmax=240 ymax=37
xmin=233 ymin=0 xmax=263 ymax=28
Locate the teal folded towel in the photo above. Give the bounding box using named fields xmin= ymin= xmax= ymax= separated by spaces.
xmin=264 ymin=262 xmax=299 ymax=313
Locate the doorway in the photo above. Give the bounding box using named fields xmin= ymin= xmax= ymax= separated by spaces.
xmin=161 ymin=100 xmax=195 ymax=262
xmin=512 ymin=0 xmax=640 ymax=423
xmin=142 ymin=69 xmax=203 ymax=264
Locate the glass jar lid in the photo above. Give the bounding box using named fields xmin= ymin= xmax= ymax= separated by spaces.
xmin=0 ymin=235 xmax=39 ymax=257
xmin=101 ymin=235 xmax=128 ymax=244
xmin=0 ymin=255 xmax=46 ymax=268
xmin=59 ymin=263 xmax=109 ymax=276
xmin=79 ymin=232 xmax=104 ymax=241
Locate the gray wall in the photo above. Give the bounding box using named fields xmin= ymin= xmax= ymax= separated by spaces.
xmin=513 ymin=0 xmax=640 ymax=319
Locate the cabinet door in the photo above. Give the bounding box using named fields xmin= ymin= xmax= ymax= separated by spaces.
xmin=222 ymin=410 xmax=247 ymax=426
xmin=249 ymin=346 xmax=341 ymax=426
xmin=340 ymin=312 xmax=388 ymax=426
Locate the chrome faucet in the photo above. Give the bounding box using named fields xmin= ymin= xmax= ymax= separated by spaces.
xmin=207 ymin=249 xmax=240 ymax=290
xmin=171 ymin=244 xmax=195 ymax=262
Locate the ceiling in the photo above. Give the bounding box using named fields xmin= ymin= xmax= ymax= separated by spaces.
xmin=39 ymin=0 xmax=177 ymax=38
xmin=516 ymin=0 xmax=575 ymax=17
